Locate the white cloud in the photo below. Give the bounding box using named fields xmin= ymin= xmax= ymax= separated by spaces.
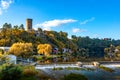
xmin=36 ymin=19 xmax=77 ymax=30
xmin=72 ymin=28 xmax=87 ymax=33
xmin=80 ymin=17 xmax=95 ymax=25
xmin=0 ymin=0 xmax=13 ymax=15
xmin=1 ymin=0 xmax=13 ymax=9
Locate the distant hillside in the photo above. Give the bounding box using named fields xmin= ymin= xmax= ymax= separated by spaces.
xmin=1 ymin=23 xmax=120 ymax=58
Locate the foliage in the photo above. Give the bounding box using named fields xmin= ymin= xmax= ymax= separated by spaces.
xmin=99 ymin=65 xmax=114 ymax=72
xmin=62 ymin=73 xmax=88 ymax=80
xmin=20 ymin=76 xmax=36 ymax=80
xmin=65 ymin=67 xmax=73 ymax=70
xmin=0 ymin=54 xmax=10 ymax=64
xmin=52 ymin=67 xmax=95 ymax=71
xmin=22 ymin=65 xmax=37 ymax=76
xmin=0 ymin=65 xmax=37 ymax=80
xmin=115 ymin=46 xmax=120 ymax=57
xmin=52 ymin=67 xmax=63 ymax=70
xmin=1 ymin=23 xmax=120 ymax=59
xmin=1 ymin=64 xmax=22 ymax=80
xmin=9 ymin=42 xmax=33 ymax=58
xmin=36 ymin=56 xmax=44 ymax=61
xmin=37 ymin=44 xmax=52 ymax=56
xmin=36 ymin=72 xmax=51 ymax=80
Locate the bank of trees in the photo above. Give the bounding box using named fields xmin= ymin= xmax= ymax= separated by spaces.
xmin=1 ymin=23 xmax=120 ymax=59
xmin=8 ymin=42 xmax=52 ymax=58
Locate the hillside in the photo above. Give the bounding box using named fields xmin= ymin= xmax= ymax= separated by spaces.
xmin=1 ymin=23 xmax=120 ymax=58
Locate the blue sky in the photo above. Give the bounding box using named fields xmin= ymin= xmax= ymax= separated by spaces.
xmin=0 ymin=0 xmax=120 ymax=39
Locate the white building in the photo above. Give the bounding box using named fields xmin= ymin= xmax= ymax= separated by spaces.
xmin=0 ymin=47 xmax=10 ymax=51
xmin=7 ymin=54 xmax=17 ymax=64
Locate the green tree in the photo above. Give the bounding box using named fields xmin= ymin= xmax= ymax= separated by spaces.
xmin=3 ymin=23 xmax=12 ymax=29
xmin=78 ymin=48 xmax=89 ymax=58
xmin=13 ymin=25 xmax=19 ymax=30
xmin=19 ymin=24 xmax=25 ymax=30
xmin=1 ymin=64 xmax=22 ymax=80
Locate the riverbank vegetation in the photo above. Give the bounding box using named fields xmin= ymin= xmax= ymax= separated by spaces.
xmin=52 ymin=67 xmax=95 ymax=71
xmin=62 ymin=73 xmax=88 ymax=80
xmin=0 ymin=64 xmax=90 ymax=80
xmin=99 ymin=65 xmax=114 ymax=72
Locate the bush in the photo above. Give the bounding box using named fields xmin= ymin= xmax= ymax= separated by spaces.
xmin=20 ymin=76 xmax=36 ymax=80
xmin=31 ymin=55 xmax=37 ymax=61
xmin=74 ymin=67 xmax=81 ymax=70
xmin=36 ymin=72 xmax=51 ymax=80
xmin=65 ymin=67 xmax=73 ymax=70
xmin=52 ymin=67 xmax=63 ymax=70
xmin=62 ymin=73 xmax=88 ymax=80
xmin=22 ymin=66 xmax=37 ymax=76
xmin=1 ymin=64 xmax=22 ymax=80
xmin=99 ymin=66 xmax=114 ymax=72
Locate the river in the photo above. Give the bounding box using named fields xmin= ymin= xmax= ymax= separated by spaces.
xmin=35 ymin=63 xmax=120 ymax=80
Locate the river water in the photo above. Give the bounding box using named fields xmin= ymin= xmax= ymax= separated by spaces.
xmin=35 ymin=64 xmax=120 ymax=80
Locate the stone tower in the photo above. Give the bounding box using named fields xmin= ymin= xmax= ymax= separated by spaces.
xmin=26 ymin=19 xmax=32 ymax=31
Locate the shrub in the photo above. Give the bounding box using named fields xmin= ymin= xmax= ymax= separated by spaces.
xmin=31 ymin=55 xmax=37 ymax=61
xmin=37 ymin=56 xmax=43 ymax=60
xmin=65 ymin=67 xmax=73 ymax=70
xmin=99 ymin=66 xmax=114 ymax=72
xmin=22 ymin=66 xmax=37 ymax=76
xmin=20 ymin=76 xmax=36 ymax=80
xmin=62 ymin=73 xmax=88 ymax=80
xmin=36 ymin=72 xmax=51 ymax=80
xmin=74 ymin=67 xmax=81 ymax=70
xmin=85 ymin=68 xmax=95 ymax=71
xmin=52 ymin=67 xmax=63 ymax=70
xmin=1 ymin=64 xmax=22 ymax=80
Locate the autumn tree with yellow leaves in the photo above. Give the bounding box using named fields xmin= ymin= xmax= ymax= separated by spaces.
xmin=37 ymin=44 xmax=52 ymax=56
xmin=9 ymin=42 xmax=33 ymax=58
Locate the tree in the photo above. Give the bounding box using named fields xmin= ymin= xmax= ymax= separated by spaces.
xmin=115 ymin=46 xmax=120 ymax=58
xmin=1 ymin=64 xmax=22 ymax=80
xmin=38 ymin=28 xmax=42 ymax=33
xmin=3 ymin=23 xmax=12 ymax=29
xmin=37 ymin=44 xmax=52 ymax=56
xmin=78 ymin=48 xmax=89 ymax=58
xmin=19 ymin=24 xmax=25 ymax=30
xmin=9 ymin=43 xmax=33 ymax=58
xmin=104 ymin=44 xmax=116 ymax=59
xmin=13 ymin=25 xmax=19 ymax=30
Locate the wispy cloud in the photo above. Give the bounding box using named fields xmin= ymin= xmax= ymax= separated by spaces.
xmin=80 ymin=17 xmax=95 ymax=25
xmin=0 ymin=0 xmax=13 ymax=15
xmin=72 ymin=28 xmax=87 ymax=33
xmin=36 ymin=19 xmax=77 ymax=30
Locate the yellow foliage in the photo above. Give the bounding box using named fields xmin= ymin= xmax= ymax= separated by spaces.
xmin=37 ymin=44 xmax=52 ymax=56
xmin=9 ymin=42 xmax=33 ymax=58
xmin=49 ymin=33 xmax=54 ymax=37
xmin=0 ymin=53 xmax=3 ymax=57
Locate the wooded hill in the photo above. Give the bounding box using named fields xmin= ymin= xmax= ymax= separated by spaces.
xmin=1 ymin=23 xmax=120 ymax=58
